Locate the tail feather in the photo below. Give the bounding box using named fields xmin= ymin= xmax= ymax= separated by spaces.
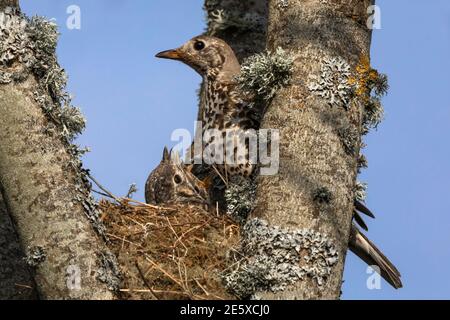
xmin=353 ymin=210 xmax=369 ymax=231
xmin=349 ymin=224 xmax=402 ymax=289
xmin=354 ymin=200 xmax=375 ymax=218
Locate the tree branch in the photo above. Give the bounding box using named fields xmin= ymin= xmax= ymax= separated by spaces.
xmin=0 ymin=2 xmax=117 ymax=299
xmin=251 ymin=0 xmax=375 ymax=299
xmin=0 ymin=192 xmax=37 ymax=299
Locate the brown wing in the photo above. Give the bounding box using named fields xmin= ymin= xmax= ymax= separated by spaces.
xmin=354 ymin=200 xmax=375 ymax=218
xmin=353 ymin=210 xmax=369 ymax=231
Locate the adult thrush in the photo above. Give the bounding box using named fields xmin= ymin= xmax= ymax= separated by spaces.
xmin=155 ymin=36 xmax=402 ymax=289
xmin=156 ymin=36 xmax=259 ymax=178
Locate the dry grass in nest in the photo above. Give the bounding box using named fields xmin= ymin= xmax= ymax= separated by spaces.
xmin=99 ymin=198 xmax=240 ymax=300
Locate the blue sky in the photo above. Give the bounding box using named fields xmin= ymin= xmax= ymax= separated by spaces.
xmin=20 ymin=1 xmax=450 ymax=299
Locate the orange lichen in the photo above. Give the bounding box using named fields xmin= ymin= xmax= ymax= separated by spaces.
xmin=348 ymin=55 xmax=380 ymax=103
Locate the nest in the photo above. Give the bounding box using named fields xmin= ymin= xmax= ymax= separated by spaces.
xmin=100 ymin=199 xmax=240 ymax=300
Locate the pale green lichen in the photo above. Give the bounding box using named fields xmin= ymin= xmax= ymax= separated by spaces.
xmin=26 ymin=16 xmax=59 ymax=73
xmin=225 ymin=176 xmax=257 ymax=223
xmin=223 ymin=218 xmax=339 ymax=299
xmin=0 ymin=7 xmax=28 ymax=65
xmin=1 ymin=8 xmax=104 ymax=239
xmin=362 ymin=97 xmax=384 ymax=134
xmin=27 ymin=16 xmax=85 ymax=141
xmin=236 ymin=47 xmax=294 ymax=102
xmin=24 ymin=246 xmax=46 ymax=267
xmin=96 ymin=250 xmax=122 ymax=292
xmin=277 ymin=0 xmax=290 ymax=10
xmin=337 ymin=125 xmax=360 ymax=156
xmin=59 ymin=105 xmax=86 ymax=140
xmin=308 ymin=56 xmax=353 ymax=109
xmin=0 ymin=10 xmax=86 ymax=141
xmin=355 ymin=181 xmax=368 ymax=202
xmin=357 ymin=153 xmax=368 ymax=174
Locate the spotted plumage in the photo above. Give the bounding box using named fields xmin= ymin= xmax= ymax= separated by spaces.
xmin=155 ymin=36 xmax=402 ymax=289
xmin=145 ymin=147 xmax=209 ymax=206
xmin=156 ymin=36 xmax=258 ymax=177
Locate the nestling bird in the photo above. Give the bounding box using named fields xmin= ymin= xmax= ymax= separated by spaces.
xmin=156 ymin=36 xmax=259 ymax=177
xmin=145 ymin=147 xmax=209 ymax=206
xmin=155 ymin=36 xmax=402 ymax=289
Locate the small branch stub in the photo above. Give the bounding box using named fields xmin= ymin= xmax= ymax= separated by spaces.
xmin=25 ymin=246 xmax=46 ymax=268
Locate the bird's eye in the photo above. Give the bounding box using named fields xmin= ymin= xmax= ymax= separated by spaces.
xmin=174 ymin=174 xmax=183 ymax=184
xmin=194 ymin=41 xmax=206 ymax=51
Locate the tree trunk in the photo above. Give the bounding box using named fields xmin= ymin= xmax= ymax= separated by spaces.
xmin=0 ymin=1 xmax=117 ymax=299
xmin=251 ymin=0 xmax=375 ymax=299
xmin=204 ymin=0 xmax=268 ymax=60
xmin=0 ymin=0 xmax=36 ymax=300
xmin=0 ymin=193 xmax=37 ymax=299
xmin=0 ymin=0 xmax=18 ymax=10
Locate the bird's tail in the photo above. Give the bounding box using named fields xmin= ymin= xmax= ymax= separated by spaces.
xmin=349 ymin=224 xmax=403 ymax=289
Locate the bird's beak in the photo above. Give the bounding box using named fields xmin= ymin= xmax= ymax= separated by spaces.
xmin=155 ymin=48 xmax=183 ymax=61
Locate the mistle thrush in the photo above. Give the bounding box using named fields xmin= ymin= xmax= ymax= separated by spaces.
xmin=145 ymin=147 xmax=209 ymax=207
xmin=155 ymin=36 xmax=401 ymax=289
xmin=156 ymin=36 xmax=259 ymax=178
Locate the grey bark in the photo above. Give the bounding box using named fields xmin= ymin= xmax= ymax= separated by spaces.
xmin=0 ymin=193 xmax=37 ymax=299
xmin=0 ymin=0 xmax=18 ymax=10
xmin=0 ymin=79 xmax=116 ymax=300
xmin=252 ymin=0 xmax=374 ymax=299
xmin=204 ymin=0 xmax=268 ymax=60
xmin=0 ymin=0 xmax=36 ymax=301
xmin=0 ymin=0 xmax=116 ymax=299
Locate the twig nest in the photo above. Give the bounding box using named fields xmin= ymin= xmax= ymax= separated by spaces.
xmin=100 ymin=199 xmax=240 ymax=300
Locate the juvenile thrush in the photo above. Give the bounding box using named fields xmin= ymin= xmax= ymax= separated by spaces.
xmin=145 ymin=147 xmax=209 ymax=206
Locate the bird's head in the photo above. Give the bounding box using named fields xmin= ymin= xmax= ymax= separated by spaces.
xmin=145 ymin=147 xmax=210 ymax=207
xmin=155 ymin=36 xmax=240 ymax=81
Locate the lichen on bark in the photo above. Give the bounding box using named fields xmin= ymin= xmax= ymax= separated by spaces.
xmin=0 ymin=6 xmax=106 ymax=237
xmin=308 ymin=55 xmax=353 ymax=109
xmin=348 ymin=55 xmax=389 ymax=202
xmin=349 ymin=55 xmax=388 ymax=134
xmin=236 ymin=47 xmax=294 ymax=103
xmin=0 ymin=4 xmax=117 ymax=299
xmin=252 ymin=0 xmax=376 ymax=299
xmin=225 ymin=175 xmax=257 ymax=223
xmin=224 ymin=218 xmax=338 ymax=299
